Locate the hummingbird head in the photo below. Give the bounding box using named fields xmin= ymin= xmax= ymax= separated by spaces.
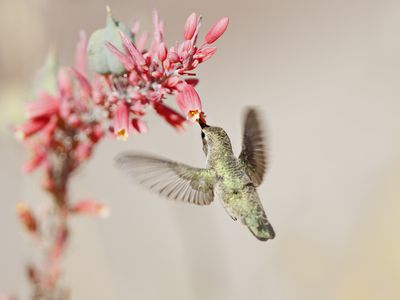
xmin=201 ymin=126 xmax=232 ymax=154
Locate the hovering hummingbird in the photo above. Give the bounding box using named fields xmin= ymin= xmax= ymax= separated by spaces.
xmin=116 ymin=108 xmax=275 ymax=241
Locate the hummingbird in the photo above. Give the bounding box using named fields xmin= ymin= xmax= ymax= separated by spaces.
xmin=116 ymin=108 xmax=275 ymax=241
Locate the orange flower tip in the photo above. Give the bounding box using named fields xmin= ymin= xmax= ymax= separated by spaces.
xmin=16 ymin=202 xmax=28 ymax=214
xmin=99 ymin=205 xmax=110 ymax=218
xmin=187 ymin=109 xmax=205 ymax=123
xmin=116 ymin=128 xmax=129 ymax=141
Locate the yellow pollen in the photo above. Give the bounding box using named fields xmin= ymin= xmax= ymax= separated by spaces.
xmin=116 ymin=128 xmax=128 ymax=141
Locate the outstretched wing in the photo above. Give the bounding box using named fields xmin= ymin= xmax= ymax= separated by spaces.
xmin=116 ymin=153 xmax=216 ymax=205
xmin=238 ymin=108 xmax=268 ymax=186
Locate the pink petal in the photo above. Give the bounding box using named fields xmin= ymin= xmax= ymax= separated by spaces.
xmin=131 ymin=118 xmax=148 ymax=134
xmin=167 ymin=51 xmax=180 ymax=63
xmin=69 ymin=68 xmax=92 ymax=99
xmin=153 ymin=102 xmax=186 ymax=130
xmin=75 ymin=142 xmax=92 ymax=162
xmin=113 ymin=102 xmax=130 ymax=141
xmin=204 ymin=17 xmax=229 ymax=44
xmin=131 ymin=20 xmax=140 ymax=35
xmin=23 ymin=150 xmax=46 ymax=173
xmin=70 ymin=199 xmax=109 ymax=217
xmin=136 ymin=32 xmax=148 ymax=52
xmin=184 ymin=13 xmax=197 ymax=40
xmin=75 ymin=30 xmax=88 ymax=75
xmin=119 ymin=31 xmax=146 ymax=66
xmin=105 ymin=42 xmax=135 ymax=71
xmin=26 ymin=92 xmax=60 ymax=119
xmin=176 ymin=85 xmax=202 ymax=116
xmin=196 ymin=47 xmax=217 ymax=62
xmin=57 ymin=68 xmax=73 ymax=98
xmin=158 ymin=42 xmax=168 ymax=62
xmin=184 ymin=78 xmax=199 ymax=86
xmin=16 ymin=116 xmax=50 ymax=140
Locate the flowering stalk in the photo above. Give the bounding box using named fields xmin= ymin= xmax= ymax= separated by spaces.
xmin=13 ymin=8 xmax=228 ymax=300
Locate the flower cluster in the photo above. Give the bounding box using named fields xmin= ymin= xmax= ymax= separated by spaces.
xmin=14 ymin=8 xmax=228 ymax=300
xmin=99 ymin=10 xmax=228 ymax=140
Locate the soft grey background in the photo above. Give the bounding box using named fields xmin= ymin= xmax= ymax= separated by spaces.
xmin=1 ymin=0 xmax=400 ymax=299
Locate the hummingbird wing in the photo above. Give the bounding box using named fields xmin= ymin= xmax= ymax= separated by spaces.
xmin=116 ymin=153 xmax=216 ymax=205
xmin=238 ymin=108 xmax=268 ymax=186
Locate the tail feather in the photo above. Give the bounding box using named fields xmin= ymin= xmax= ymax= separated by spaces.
xmin=246 ymin=218 xmax=275 ymax=241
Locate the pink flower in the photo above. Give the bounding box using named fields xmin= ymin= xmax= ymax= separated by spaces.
xmin=204 ymin=17 xmax=229 ymax=44
xmin=75 ymin=143 xmax=92 ymax=162
xmin=105 ymin=42 xmax=135 ymax=71
xmin=113 ymin=102 xmax=130 ymax=141
xmin=176 ymin=85 xmax=205 ymax=122
xmin=131 ymin=118 xmax=148 ymax=134
xmin=75 ymin=30 xmax=88 ymax=75
xmin=51 ymin=228 xmax=68 ymax=261
xmin=70 ymin=68 xmax=92 ymax=99
xmin=25 ymin=92 xmax=60 ymax=119
xmin=153 ymin=102 xmax=186 ymax=130
xmin=119 ymin=31 xmax=146 ymax=66
xmin=23 ymin=148 xmax=46 ymax=173
xmin=184 ymin=13 xmax=197 ymax=40
xmin=70 ymin=199 xmax=109 ymax=218
xmin=15 ymin=116 xmax=51 ymax=140
xmin=158 ymin=42 xmax=168 ymax=62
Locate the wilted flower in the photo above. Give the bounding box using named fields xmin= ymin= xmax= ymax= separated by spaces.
xmin=16 ymin=203 xmax=38 ymax=234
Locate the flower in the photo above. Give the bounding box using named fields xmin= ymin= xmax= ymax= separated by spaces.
xmin=113 ymin=102 xmax=130 ymax=141
xmin=204 ymin=17 xmax=229 ymax=44
xmin=176 ymin=84 xmax=205 ymax=123
xmin=16 ymin=203 xmax=38 ymax=234
xmin=70 ymin=199 xmax=109 ymax=218
xmin=184 ymin=13 xmax=197 ymax=40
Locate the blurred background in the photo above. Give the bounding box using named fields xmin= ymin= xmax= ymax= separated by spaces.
xmin=1 ymin=0 xmax=400 ymax=299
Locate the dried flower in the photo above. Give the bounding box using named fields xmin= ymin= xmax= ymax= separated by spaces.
xmin=16 ymin=203 xmax=38 ymax=234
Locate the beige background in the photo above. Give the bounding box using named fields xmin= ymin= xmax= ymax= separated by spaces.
xmin=1 ymin=0 xmax=400 ymax=299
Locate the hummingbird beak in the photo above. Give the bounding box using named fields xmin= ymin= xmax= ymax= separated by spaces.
xmin=196 ymin=114 xmax=209 ymax=129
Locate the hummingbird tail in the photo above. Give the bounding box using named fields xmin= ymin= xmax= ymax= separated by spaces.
xmin=246 ymin=218 xmax=275 ymax=241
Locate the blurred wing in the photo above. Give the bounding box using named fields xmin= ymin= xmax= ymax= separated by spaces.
xmin=238 ymin=108 xmax=268 ymax=186
xmin=116 ymin=153 xmax=216 ymax=205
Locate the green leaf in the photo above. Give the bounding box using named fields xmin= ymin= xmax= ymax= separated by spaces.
xmin=34 ymin=50 xmax=58 ymax=96
xmin=88 ymin=7 xmax=134 ymax=75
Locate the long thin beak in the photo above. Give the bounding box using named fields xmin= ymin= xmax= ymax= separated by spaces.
xmin=197 ymin=118 xmax=209 ymax=129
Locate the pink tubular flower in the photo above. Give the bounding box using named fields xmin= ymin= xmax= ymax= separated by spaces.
xmin=75 ymin=30 xmax=88 ymax=75
xmin=16 ymin=203 xmax=38 ymax=234
xmin=176 ymin=85 xmax=204 ymax=122
xmin=70 ymin=68 xmax=92 ymax=99
xmin=184 ymin=13 xmax=197 ymax=40
xmin=25 ymin=92 xmax=60 ymax=119
xmin=23 ymin=149 xmax=46 ymax=173
xmin=16 ymin=116 xmax=51 ymax=140
xmin=158 ymin=42 xmax=168 ymax=62
xmin=131 ymin=118 xmax=148 ymax=134
xmin=113 ymin=102 xmax=130 ymax=141
xmin=70 ymin=200 xmax=109 ymax=218
xmin=153 ymin=102 xmax=186 ymax=130
xmin=204 ymin=17 xmax=229 ymax=44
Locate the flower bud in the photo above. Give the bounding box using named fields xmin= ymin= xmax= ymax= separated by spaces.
xmin=184 ymin=13 xmax=197 ymax=40
xmin=204 ymin=17 xmax=229 ymax=44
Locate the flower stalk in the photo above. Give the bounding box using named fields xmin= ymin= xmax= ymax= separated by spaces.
xmin=13 ymin=8 xmax=229 ymax=300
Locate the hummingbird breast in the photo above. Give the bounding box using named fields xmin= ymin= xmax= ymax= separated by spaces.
xmin=214 ymin=168 xmax=275 ymax=241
